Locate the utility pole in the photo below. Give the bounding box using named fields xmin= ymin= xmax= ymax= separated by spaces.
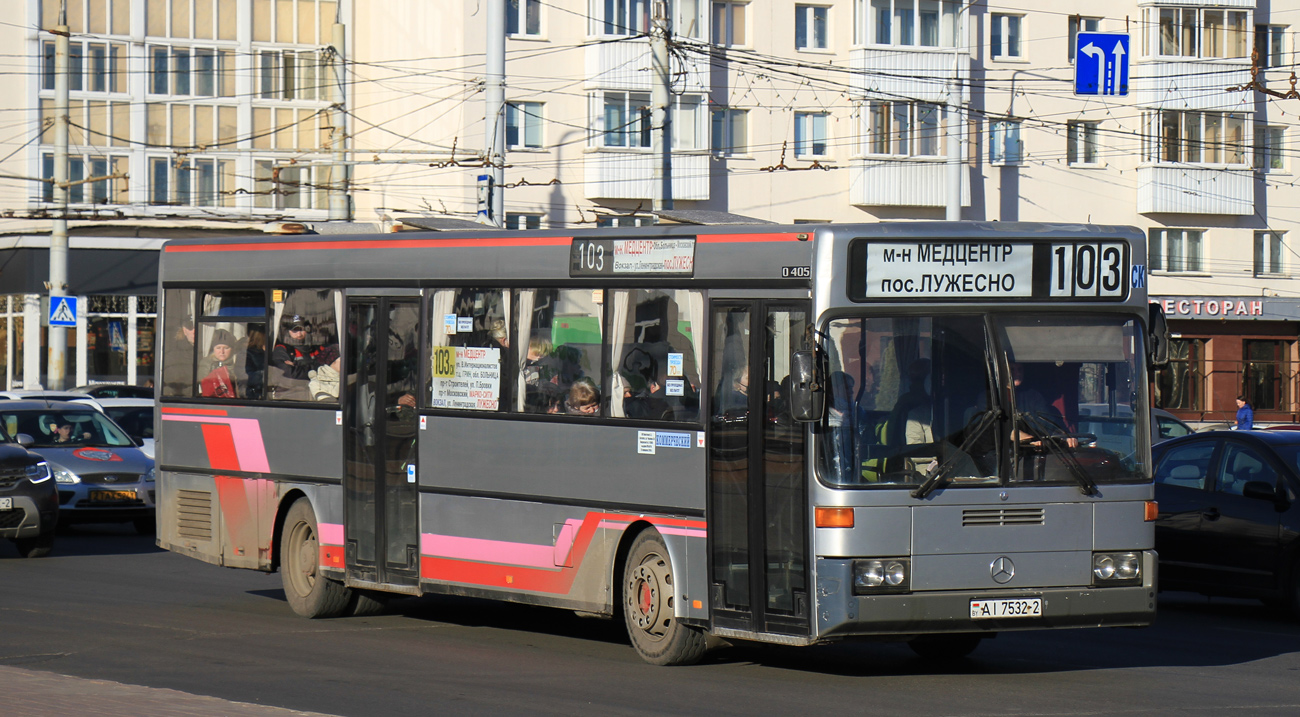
xmin=483 ymin=0 xmax=505 ymax=227
xmin=945 ymin=3 xmax=965 ymax=222
xmin=651 ymin=0 xmax=673 ymax=211
xmin=328 ymin=20 xmax=349 ymax=221
xmin=48 ymin=3 xmax=70 ymax=389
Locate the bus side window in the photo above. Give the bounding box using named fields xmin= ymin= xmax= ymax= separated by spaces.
xmin=428 ymin=288 xmax=509 ymax=412
xmin=609 ymin=289 xmax=703 ymax=422
xmin=268 ymin=289 xmax=342 ymax=403
xmin=161 ymin=288 xmax=196 ymax=398
xmin=514 ymin=289 xmax=605 ymax=416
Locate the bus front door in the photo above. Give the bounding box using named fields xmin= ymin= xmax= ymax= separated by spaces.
xmin=707 ymin=301 xmax=810 ymax=637
xmin=344 ymin=297 xmax=421 ymax=590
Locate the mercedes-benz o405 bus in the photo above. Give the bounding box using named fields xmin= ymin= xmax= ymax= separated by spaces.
xmin=155 ymin=222 xmax=1164 ymax=665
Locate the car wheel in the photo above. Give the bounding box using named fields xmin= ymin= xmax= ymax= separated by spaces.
xmin=908 ymin=633 xmax=985 ymax=660
xmin=622 ymin=530 xmax=706 ymax=666
xmin=12 ymin=531 xmax=55 ymax=559
xmin=280 ymin=498 xmax=351 ymax=619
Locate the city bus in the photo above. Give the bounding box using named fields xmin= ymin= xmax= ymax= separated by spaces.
xmin=154 ymin=222 xmax=1164 ymax=665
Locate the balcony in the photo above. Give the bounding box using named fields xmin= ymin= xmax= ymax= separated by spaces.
xmin=583 ymin=150 xmax=709 ymax=201
xmin=584 ymin=38 xmax=708 ymax=93
xmin=850 ymin=47 xmax=970 ymax=104
xmin=849 ymin=159 xmax=969 ymax=208
xmin=1132 ymin=59 xmax=1252 ymax=112
xmin=1136 ymin=165 xmax=1254 ymax=215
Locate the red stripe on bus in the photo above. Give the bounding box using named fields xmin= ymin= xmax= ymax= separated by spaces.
xmin=697 ymin=233 xmax=805 ymax=243
xmin=200 ymin=423 xmax=242 ymax=472
xmin=161 ymin=407 xmax=229 ymax=416
xmin=164 ymin=236 xmax=574 ymax=253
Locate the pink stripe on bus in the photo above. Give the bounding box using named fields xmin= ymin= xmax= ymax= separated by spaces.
xmin=317 ymin=522 xmax=344 ymax=545
xmin=159 ymin=415 xmax=271 ymax=473
xmin=421 ymin=532 xmax=561 ymax=570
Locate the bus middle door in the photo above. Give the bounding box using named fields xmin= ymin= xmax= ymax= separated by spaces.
xmin=343 ymin=295 xmax=421 ymax=590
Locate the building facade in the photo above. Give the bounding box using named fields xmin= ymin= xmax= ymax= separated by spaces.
xmin=1 ymin=1 xmax=1298 ymax=423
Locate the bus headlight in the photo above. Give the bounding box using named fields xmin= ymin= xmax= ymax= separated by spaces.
xmin=1092 ymin=552 xmax=1141 ymax=586
xmin=853 ymin=558 xmax=910 ymax=594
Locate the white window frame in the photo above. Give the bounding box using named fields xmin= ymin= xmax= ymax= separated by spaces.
xmin=858 ymin=0 xmax=960 ymax=48
xmin=712 ymin=1 xmax=748 ymax=47
xmin=1254 ymin=231 xmax=1286 ymax=277
xmin=1067 ymin=120 xmax=1100 ymax=166
xmin=794 ymin=111 xmax=830 ymax=158
xmin=989 ymin=119 xmax=1022 ymax=165
xmin=866 ymin=100 xmax=942 ymax=157
xmin=990 ymin=13 xmax=1024 ymax=60
xmin=1145 ymin=7 xmax=1251 ymax=60
xmin=506 ymin=101 xmax=544 ymax=150
xmin=1149 ymin=228 xmax=1205 ymax=273
xmin=795 ymin=5 xmax=830 ymax=51
xmin=1256 ymin=24 xmax=1288 ymax=69
xmin=711 ymin=107 xmax=748 ymax=155
xmin=1146 ymin=111 xmax=1249 ymax=166
xmin=599 ymin=91 xmax=652 ymax=149
xmin=1068 ymin=16 xmax=1101 ymax=62
xmin=600 ymin=0 xmax=651 ymax=36
xmin=1254 ymin=125 xmax=1285 ymax=172
xmin=507 ymin=0 xmax=542 ymax=37
xmin=506 ymin=213 xmax=544 ymax=230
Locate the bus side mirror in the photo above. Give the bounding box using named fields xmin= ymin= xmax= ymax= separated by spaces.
xmin=789 ymin=350 xmax=824 ymax=423
xmin=1148 ymin=303 xmax=1170 ymax=368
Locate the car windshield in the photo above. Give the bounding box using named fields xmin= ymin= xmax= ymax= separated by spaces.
xmin=816 ymin=313 xmax=1149 ymax=490
xmin=0 ymin=409 xmax=134 ymax=448
xmin=105 ymin=407 xmax=154 ymax=441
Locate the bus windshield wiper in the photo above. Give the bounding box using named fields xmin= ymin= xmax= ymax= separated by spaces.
xmin=1019 ymin=412 xmax=1099 ymax=496
xmin=912 ymin=409 xmax=1000 ymax=500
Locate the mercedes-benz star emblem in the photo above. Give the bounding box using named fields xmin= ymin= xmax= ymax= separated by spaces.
xmin=990 ymin=556 xmax=1015 ymax=584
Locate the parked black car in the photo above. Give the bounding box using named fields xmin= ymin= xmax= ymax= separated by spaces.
xmin=1153 ymin=431 xmax=1300 ymax=615
xmin=0 ymin=437 xmax=58 ymax=558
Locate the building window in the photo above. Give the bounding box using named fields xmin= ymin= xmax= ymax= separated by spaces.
xmin=1148 ymin=7 xmax=1249 ymax=59
xmin=711 ymin=108 xmax=748 ymax=155
xmin=1068 ymin=16 xmax=1100 ymax=62
xmin=712 ymin=2 xmax=747 ymax=46
xmin=1067 ymin=120 xmax=1099 ymax=165
xmin=1149 ymin=228 xmax=1204 ymax=273
xmin=1155 ymin=338 xmax=1205 ymax=411
xmin=253 ymin=161 xmax=318 ymax=211
xmin=794 ymin=111 xmax=829 ymax=157
xmin=795 ymin=5 xmax=829 ymax=50
xmin=505 ymin=213 xmax=543 ymax=230
xmin=149 ymin=45 xmax=233 ymax=97
xmin=867 ymin=101 xmax=941 ymax=157
xmin=1254 ymin=125 xmax=1285 ymax=171
xmin=1148 ymin=111 xmax=1247 ymax=165
xmin=605 ymin=0 xmax=650 ymax=35
xmin=989 ymin=119 xmax=1021 ymax=164
xmin=1256 ymin=25 xmax=1287 ymax=68
xmin=1243 ymin=340 xmax=1291 ymax=411
xmin=1255 ymin=231 xmax=1285 ymax=276
xmin=506 ymin=102 xmax=543 ymax=149
xmin=507 ymin=0 xmax=541 ymax=36
xmin=859 ymin=0 xmax=960 ymax=47
xmin=672 ymin=96 xmax=704 ymax=150
xmin=602 ymin=92 xmax=651 ymax=148
xmin=41 ymin=152 xmax=129 ymax=205
xmin=260 ymin=50 xmax=322 ymax=101
xmin=991 ymin=13 xmax=1023 ymax=59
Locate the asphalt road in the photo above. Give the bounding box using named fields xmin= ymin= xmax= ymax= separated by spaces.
xmin=2 ymin=526 xmax=1299 ymax=717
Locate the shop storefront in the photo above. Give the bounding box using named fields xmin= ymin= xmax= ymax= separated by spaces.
xmin=1152 ymin=295 xmax=1300 ymax=426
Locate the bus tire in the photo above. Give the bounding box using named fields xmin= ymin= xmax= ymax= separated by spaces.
xmin=908 ymin=633 xmax=985 ymax=660
xmin=280 ymin=498 xmax=351 ymax=619
xmin=622 ymin=530 xmax=706 ymax=666
xmin=346 ymin=590 xmax=389 ymax=617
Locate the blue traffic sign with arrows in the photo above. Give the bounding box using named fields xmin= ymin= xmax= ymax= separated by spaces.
xmin=1075 ymin=32 xmax=1129 ymax=96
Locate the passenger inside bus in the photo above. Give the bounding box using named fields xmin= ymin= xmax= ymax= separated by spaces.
xmin=561 ymin=377 xmax=601 ymax=416
xmin=198 ymin=329 xmax=247 ymax=398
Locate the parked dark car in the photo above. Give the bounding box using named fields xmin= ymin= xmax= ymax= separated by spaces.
xmin=0 ymin=431 xmax=58 ymax=558
xmin=71 ymin=384 xmax=155 ymax=399
xmin=1152 ymin=431 xmax=1300 ymax=615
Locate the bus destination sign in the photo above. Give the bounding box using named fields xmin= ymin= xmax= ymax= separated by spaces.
xmin=570 ymin=238 xmax=695 ymax=277
xmin=854 ymin=239 xmax=1130 ymax=301
xmin=864 ymin=241 xmax=1033 ymax=299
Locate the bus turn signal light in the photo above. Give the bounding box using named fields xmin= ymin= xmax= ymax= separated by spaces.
xmin=815 ymin=507 xmax=854 ymax=528
xmin=1145 ymin=501 xmax=1159 ymax=521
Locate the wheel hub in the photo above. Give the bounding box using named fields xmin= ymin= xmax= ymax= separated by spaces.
xmin=628 ymin=564 xmax=660 ymax=630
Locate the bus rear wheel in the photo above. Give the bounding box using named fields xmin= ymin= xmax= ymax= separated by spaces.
xmin=908 ymin=633 xmax=985 ymax=660
xmin=622 ymin=530 xmax=706 ymax=666
xmin=280 ymin=498 xmax=351 ymax=619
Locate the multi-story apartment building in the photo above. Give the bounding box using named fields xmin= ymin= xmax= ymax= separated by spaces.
xmin=0 ymin=0 xmax=1297 ymax=424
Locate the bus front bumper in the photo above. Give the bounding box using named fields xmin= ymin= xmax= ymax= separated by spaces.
xmin=815 ymin=555 xmax=1157 ymax=639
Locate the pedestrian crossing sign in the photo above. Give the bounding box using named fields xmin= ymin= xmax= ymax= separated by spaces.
xmin=48 ymin=296 xmax=77 ymax=327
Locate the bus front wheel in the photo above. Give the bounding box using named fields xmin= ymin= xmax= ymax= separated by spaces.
xmin=622 ymin=530 xmax=706 ymax=666
xmin=280 ymin=498 xmax=351 ymax=619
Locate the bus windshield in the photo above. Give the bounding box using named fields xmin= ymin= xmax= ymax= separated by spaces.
xmin=817 ymin=313 xmax=1148 ymax=490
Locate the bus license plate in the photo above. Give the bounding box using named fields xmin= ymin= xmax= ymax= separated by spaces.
xmin=0 ymin=497 xmax=11 ymax=510
xmin=90 ymin=490 xmax=136 ymax=502
xmin=970 ymin=598 xmax=1042 ymax=619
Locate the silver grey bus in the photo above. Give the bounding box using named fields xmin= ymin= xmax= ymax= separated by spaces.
xmin=154 ymin=222 xmax=1161 ymax=665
